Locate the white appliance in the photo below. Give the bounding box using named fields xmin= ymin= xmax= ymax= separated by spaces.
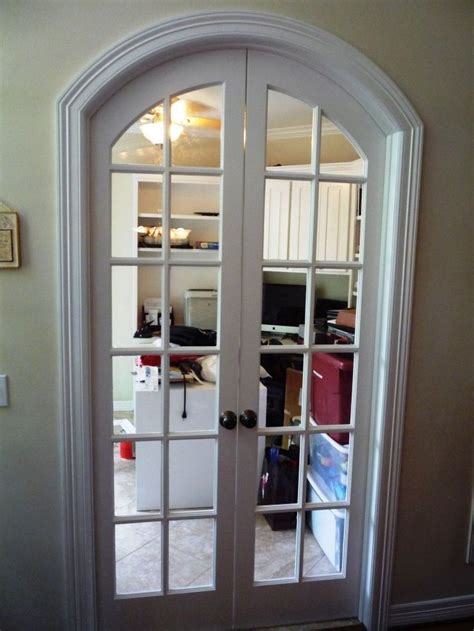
xmin=184 ymin=289 xmax=218 ymax=329
xmin=134 ymin=375 xmax=267 ymax=510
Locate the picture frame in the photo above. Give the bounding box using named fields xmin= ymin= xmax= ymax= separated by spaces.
xmin=0 ymin=203 xmax=21 ymax=268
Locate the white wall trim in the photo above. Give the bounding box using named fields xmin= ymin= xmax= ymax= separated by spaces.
xmin=389 ymin=594 xmax=474 ymax=627
xmin=58 ymin=11 xmax=423 ymax=630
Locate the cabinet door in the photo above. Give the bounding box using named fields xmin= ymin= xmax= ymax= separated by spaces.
xmin=289 ymin=180 xmax=311 ymax=260
xmin=316 ymin=182 xmax=354 ymax=262
xmin=263 ymin=179 xmax=291 ymax=259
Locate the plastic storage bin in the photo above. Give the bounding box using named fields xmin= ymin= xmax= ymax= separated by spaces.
xmin=307 ymin=472 xmax=345 ymax=572
xmin=311 ymin=352 xmax=353 ymax=444
xmin=308 ymin=429 xmax=349 ymax=502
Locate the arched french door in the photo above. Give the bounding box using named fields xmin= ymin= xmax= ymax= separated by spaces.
xmin=59 ymin=13 xmax=423 ymax=631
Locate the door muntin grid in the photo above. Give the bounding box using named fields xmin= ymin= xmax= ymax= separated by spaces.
xmin=253 ymin=89 xmax=365 ymax=584
xmin=109 ymin=86 xmax=229 ymax=597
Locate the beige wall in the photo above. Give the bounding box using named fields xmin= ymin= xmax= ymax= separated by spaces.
xmin=1 ymin=1 xmax=472 ymax=628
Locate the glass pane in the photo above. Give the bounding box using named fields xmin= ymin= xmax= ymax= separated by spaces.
xmin=114 ymin=440 xmax=162 ymax=515
xmin=113 ymin=356 xmax=137 ymax=431
xmin=112 ymin=265 xmax=163 ymax=349
xmin=168 ymin=519 xmax=214 ymax=589
xmin=261 ymin=270 xmax=308 ymax=340
xmin=307 ymin=433 xmax=350 ymax=503
xmin=259 ymin=353 xmax=304 ymax=428
xmin=263 ymin=179 xmax=312 ymax=261
xmin=257 ymin=435 xmax=301 ymax=506
xmin=136 ymin=177 xmax=164 ymax=255
xmin=111 ymin=173 xmax=160 ymax=257
xmin=171 ymin=85 xmax=222 ymax=167
xmin=266 ymin=90 xmax=313 ymax=168
xmin=170 ymin=266 xmax=219 ymax=339
xmin=170 ymin=174 xmax=220 ymax=256
xmin=169 ymin=439 xmax=216 ymax=511
xmin=316 ymin=182 xmax=359 ymax=264
xmin=254 ymin=514 xmax=296 ymax=581
xmin=114 ymin=356 xmax=218 ymax=437
xmin=115 ymin=522 xmax=162 ymax=594
xmin=304 ymin=507 xmax=346 ymax=575
xmin=320 ymin=115 xmax=363 ymax=176
xmin=313 ymin=270 xmax=359 ymax=344
xmin=112 ymin=101 xmax=165 ymax=166
xmin=310 ymin=352 xmax=354 ymax=444
xmin=168 ymin=371 xmax=218 ymax=433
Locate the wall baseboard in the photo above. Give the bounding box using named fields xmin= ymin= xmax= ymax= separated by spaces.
xmin=113 ymin=401 xmax=134 ymax=412
xmin=389 ymin=594 xmax=474 ymax=627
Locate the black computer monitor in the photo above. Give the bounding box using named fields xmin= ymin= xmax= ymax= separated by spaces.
xmin=261 ymin=283 xmax=307 ymax=335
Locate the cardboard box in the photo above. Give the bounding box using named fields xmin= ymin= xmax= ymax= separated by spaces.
xmin=336 ymin=308 xmax=356 ymax=329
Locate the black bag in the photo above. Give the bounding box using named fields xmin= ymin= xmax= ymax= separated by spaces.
xmin=169 ymin=325 xmax=216 ymax=347
xmin=258 ymin=444 xmax=300 ymax=530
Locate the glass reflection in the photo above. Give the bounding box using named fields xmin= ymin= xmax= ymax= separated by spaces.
xmin=111 ymin=265 xmax=162 ymax=349
xmin=266 ymin=90 xmax=313 ymax=168
xmin=170 ymin=266 xmax=219 ymax=336
xmin=316 ymin=181 xmax=360 ymax=264
xmin=320 ymin=115 xmax=363 ymax=176
xmin=307 ymin=432 xmax=349 ymax=503
xmin=168 ymin=519 xmax=214 ymax=589
xmin=263 ymin=179 xmax=312 ymax=261
xmin=313 ymin=270 xmax=359 ymax=345
xmin=115 ymin=522 xmax=162 ymax=594
xmin=304 ymin=507 xmax=346 ymax=575
xmin=309 ymin=352 xmax=354 ymax=443
xmin=259 ymin=353 xmax=304 ymax=429
xmin=171 ymin=85 xmax=222 ymax=167
xmin=170 ymin=175 xmax=220 ymax=256
xmin=257 ymin=434 xmax=301 ymax=506
xmin=112 ymin=101 xmax=165 ymax=166
xmin=169 ymin=439 xmax=216 ymax=511
xmin=114 ymin=440 xmax=162 ymax=515
xmin=261 ymin=269 xmax=308 ymax=338
xmin=254 ymin=515 xmax=296 ymax=581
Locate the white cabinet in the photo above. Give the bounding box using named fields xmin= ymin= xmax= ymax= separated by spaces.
xmin=263 ymin=177 xmax=358 ymax=265
xmin=316 ymin=181 xmax=358 ymax=264
xmin=134 ymin=174 xmax=220 ymax=255
xmin=134 ymin=378 xmax=267 ymax=510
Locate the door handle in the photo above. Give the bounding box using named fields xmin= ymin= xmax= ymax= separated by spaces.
xmin=219 ymin=410 xmax=237 ymax=430
xmin=239 ymin=409 xmax=257 ymax=429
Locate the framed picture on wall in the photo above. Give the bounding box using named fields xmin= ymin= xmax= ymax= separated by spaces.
xmin=0 ymin=203 xmax=20 ymax=268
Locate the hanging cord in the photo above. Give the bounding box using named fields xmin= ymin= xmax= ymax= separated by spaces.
xmin=180 ymin=367 xmax=187 ymax=419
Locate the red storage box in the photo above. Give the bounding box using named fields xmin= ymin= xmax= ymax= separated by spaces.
xmin=311 ymin=353 xmax=353 ymax=444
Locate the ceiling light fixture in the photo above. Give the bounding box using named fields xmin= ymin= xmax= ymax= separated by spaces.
xmin=140 ymin=100 xmax=185 ymax=145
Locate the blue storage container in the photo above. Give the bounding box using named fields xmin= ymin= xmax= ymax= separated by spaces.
xmin=309 ymin=430 xmax=349 ymax=502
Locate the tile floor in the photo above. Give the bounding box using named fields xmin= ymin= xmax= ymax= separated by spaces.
xmin=113 ymin=446 xmax=336 ymax=595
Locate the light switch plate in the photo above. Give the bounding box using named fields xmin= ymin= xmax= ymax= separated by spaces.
xmin=0 ymin=375 xmax=9 ymax=407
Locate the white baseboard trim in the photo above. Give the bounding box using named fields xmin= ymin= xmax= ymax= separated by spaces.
xmin=389 ymin=594 xmax=474 ymax=627
xmin=113 ymin=400 xmax=134 ymax=412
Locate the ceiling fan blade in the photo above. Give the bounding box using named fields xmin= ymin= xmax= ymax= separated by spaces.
xmin=185 ymin=116 xmax=221 ymax=129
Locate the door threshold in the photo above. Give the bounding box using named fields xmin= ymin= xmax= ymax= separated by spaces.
xmin=240 ymin=618 xmax=365 ymax=631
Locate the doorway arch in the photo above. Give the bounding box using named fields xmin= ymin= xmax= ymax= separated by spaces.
xmin=58 ymin=12 xmax=423 ymax=630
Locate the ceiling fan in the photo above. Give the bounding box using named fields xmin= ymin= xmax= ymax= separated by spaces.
xmin=139 ymin=97 xmax=221 ymax=145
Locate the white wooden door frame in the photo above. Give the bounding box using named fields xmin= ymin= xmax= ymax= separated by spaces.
xmin=58 ymin=12 xmax=423 ymax=630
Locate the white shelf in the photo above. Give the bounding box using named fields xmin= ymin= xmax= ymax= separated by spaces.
xmin=138 ymin=247 xmax=219 ymax=254
xmin=138 ymin=213 xmax=219 ymax=221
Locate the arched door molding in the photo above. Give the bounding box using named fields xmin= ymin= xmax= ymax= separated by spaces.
xmin=58 ymin=12 xmax=423 ymax=630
